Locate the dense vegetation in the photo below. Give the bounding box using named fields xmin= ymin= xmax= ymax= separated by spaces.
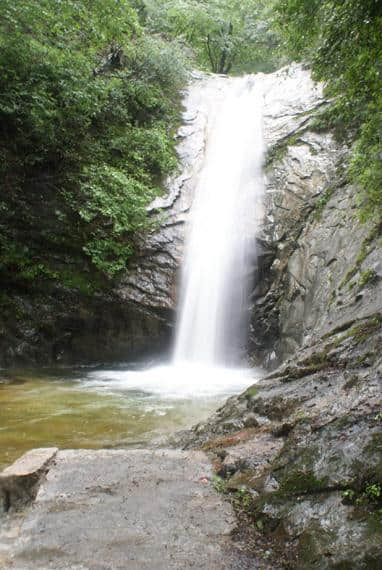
xmin=275 ymin=0 xmax=382 ymax=219
xmin=0 ymin=0 xmax=286 ymax=298
xmin=1 ymin=0 xmax=381 ymax=298
xmin=0 ymin=0 xmax=188 ymax=292
xmin=143 ymin=0 xmax=285 ymax=74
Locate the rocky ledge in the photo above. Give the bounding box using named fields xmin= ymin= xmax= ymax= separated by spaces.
xmin=175 ymin=313 xmax=382 ymax=568
xmin=0 ymin=448 xmax=274 ymax=569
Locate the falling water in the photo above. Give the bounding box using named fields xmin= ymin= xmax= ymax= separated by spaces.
xmin=174 ymin=76 xmax=265 ymax=366
xmin=70 ymin=75 xmax=265 ymax=402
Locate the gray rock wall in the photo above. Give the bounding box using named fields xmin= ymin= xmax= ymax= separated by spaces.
xmin=116 ymin=72 xmax=241 ymax=322
xmin=250 ymin=64 xmax=382 ymax=368
xmin=0 ymin=292 xmax=170 ymax=367
xmin=172 ymin=65 xmax=382 ymax=569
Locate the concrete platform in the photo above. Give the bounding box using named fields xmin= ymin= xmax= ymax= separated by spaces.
xmin=0 ymin=449 xmax=255 ymax=569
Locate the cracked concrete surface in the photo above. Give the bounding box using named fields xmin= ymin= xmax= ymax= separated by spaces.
xmin=0 ymin=449 xmax=256 ymax=569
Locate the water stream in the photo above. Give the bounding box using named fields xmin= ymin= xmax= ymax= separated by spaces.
xmin=0 ymin=75 xmax=265 ymax=469
xmin=174 ymin=76 xmax=264 ymax=365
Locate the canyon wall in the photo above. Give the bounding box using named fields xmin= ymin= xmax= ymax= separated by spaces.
xmin=176 ymin=65 xmax=382 ymax=569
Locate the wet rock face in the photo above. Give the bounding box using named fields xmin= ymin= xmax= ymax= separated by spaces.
xmin=250 ymin=64 xmax=382 ymax=368
xmin=0 ymin=291 xmax=171 ymax=367
xmin=116 ymin=73 xmax=236 ymax=328
xmin=177 ymin=317 xmax=382 ymax=568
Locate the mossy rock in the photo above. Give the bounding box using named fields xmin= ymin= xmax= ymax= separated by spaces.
xmin=278 ymin=470 xmax=329 ymax=495
xmin=296 ymin=525 xmax=340 ymax=569
xmin=244 ymin=385 xmax=259 ymax=398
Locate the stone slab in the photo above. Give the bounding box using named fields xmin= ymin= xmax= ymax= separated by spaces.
xmin=1 ymin=449 xmax=255 ymax=569
xmin=0 ymin=448 xmax=58 ymax=479
xmin=0 ymin=448 xmax=58 ymax=515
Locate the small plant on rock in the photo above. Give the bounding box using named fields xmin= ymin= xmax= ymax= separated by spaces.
xmin=365 ymin=483 xmax=381 ymax=503
xmin=212 ymin=476 xmax=228 ymax=494
xmin=359 ymin=269 xmax=378 ymax=289
xmin=232 ymin=487 xmax=253 ymax=512
xmin=342 ymin=489 xmax=356 ymax=503
xmin=374 ymin=411 xmax=382 ymax=422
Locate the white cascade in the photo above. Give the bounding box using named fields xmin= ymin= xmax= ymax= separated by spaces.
xmin=85 ymin=75 xmax=264 ymax=400
xmin=174 ymin=76 xmax=265 ymax=366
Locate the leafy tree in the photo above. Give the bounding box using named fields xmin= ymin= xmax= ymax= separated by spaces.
xmin=144 ymin=0 xmax=285 ymax=74
xmin=0 ymin=0 xmax=188 ymax=289
xmin=275 ymin=0 xmax=382 ymax=218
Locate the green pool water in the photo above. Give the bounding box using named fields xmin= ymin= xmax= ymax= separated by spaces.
xmin=0 ymin=365 xmax=253 ymax=470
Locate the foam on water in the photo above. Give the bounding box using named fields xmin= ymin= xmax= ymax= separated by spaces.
xmin=82 ymin=364 xmax=261 ymax=400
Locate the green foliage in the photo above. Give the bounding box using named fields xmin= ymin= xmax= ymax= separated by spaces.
xmin=274 ymin=0 xmax=382 ymax=219
xmin=212 ymin=475 xmax=228 ymax=494
xmin=342 ymin=481 xmax=382 ymax=512
xmin=0 ymin=0 xmax=188 ymax=288
xmin=232 ymin=487 xmax=254 ymax=512
xmin=341 ymin=489 xmax=356 ymax=503
xmin=365 ymin=483 xmax=382 ymax=502
xmin=144 ymin=0 xmax=286 ymax=74
xmin=313 ymin=187 xmax=334 ymax=221
xmin=350 ymin=102 xmax=382 ymax=221
xmin=359 ymin=269 xmax=378 ymax=289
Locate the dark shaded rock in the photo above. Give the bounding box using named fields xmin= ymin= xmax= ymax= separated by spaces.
xmin=176 ymin=321 xmax=382 ymax=567
xmin=0 ymin=448 xmax=57 ymax=514
xmin=0 ymin=291 xmax=172 ymax=367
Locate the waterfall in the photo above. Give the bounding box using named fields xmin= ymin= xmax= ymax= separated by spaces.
xmin=88 ymin=75 xmax=264 ymax=399
xmin=174 ymin=76 xmax=264 ymax=366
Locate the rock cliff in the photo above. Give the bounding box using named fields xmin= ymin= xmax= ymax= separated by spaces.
xmin=175 ymin=64 xmax=382 ymax=568
xmin=0 ymin=73 xmax=236 ymax=366
xmin=116 ymin=72 xmax=229 ymax=326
